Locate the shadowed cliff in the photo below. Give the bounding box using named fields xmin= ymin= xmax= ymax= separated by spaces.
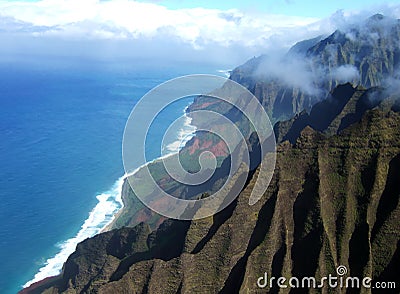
xmin=21 ymin=14 xmax=400 ymax=294
xmin=23 ymin=90 xmax=400 ymax=293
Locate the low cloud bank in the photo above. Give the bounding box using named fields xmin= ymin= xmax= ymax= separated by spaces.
xmin=0 ymin=1 xmax=399 ymax=67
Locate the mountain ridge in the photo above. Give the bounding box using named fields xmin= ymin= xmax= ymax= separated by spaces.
xmin=274 ymin=82 xmax=400 ymax=144
xmin=23 ymin=102 xmax=400 ymax=293
xmin=22 ymin=14 xmax=400 ymax=293
xmin=228 ymin=13 xmax=400 ymax=121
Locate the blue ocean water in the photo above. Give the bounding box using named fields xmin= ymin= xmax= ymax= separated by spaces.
xmin=0 ymin=57 xmax=224 ymax=293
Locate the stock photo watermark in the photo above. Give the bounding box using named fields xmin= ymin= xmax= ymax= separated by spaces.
xmin=122 ymin=74 xmax=276 ymax=220
xmin=257 ymin=265 xmax=396 ymax=290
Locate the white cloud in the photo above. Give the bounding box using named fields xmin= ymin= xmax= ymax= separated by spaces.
xmin=0 ymin=1 xmax=400 ymax=66
xmin=0 ymin=0 xmax=320 ymax=48
xmin=254 ymin=55 xmax=320 ymax=96
xmin=331 ymin=65 xmax=360 ymax=83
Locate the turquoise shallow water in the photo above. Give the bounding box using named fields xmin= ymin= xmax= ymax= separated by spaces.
xmin=0 ymin=57 xmax=223 ymax=293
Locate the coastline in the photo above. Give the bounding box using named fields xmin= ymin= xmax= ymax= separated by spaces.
xmin=23 ymin=104 xmax=197 ymax=289
xmin=102 ymin=105 xmax=196 ymax=232
xmin=22 ymin=176 xmax=126 ymax=288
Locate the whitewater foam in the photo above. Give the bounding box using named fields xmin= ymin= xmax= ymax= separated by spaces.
xmin=22 ymin=175 xmax=126 ymax=288
xmin=164 ymin=106 xmax=197 ymax=153
xmin=23 ymin=106 xmax=197 ymax=289
xmin=217 ymin=69 xmax=231 ymax=78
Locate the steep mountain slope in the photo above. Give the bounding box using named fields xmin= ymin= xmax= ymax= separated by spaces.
xmin=106 ymin=14 xmax=400 ymax=230
xmin=22 ymin=14 xmax=400 ymax=294
xmin=307 ymin=14 xmax=400 ymax=88
xmin=229 ymin=14 xmax=400 ymax=121
xmin=274 ymin=82 xmax=400 ymax=143
xmin=23 ymin=83 xmax=400 ymax=293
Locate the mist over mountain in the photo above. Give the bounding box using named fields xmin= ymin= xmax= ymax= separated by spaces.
xmin=22 ymin=14 xmax=400 ymax=294
xmin=230 ymin=14 xmax=400 ymax=121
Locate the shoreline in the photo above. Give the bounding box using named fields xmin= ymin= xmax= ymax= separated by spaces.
xmin=99 ymin=151 xmax=177 ymax=233
xmin=102 ymin=104 xmax=196 ymax=232
xmin=23 ymin=104 xmax=197 ymax=289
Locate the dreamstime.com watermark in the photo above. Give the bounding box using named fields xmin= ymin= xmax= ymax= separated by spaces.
xmin=257 ymin=266 xmax=396 ymax=290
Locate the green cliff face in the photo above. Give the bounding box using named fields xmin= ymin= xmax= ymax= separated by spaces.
xmin=24 ymin=85 xmax=400 ymax=293
xmin=274 ymin=83 xmax=400 ymax=143
xmin=308 ymin=14 xmax=400 ymax=88
xmin=229 ymin=14 xmax=400 ymax=122
xmin=22 ymin=14 xmax=400 ymax=294
xmin=105 ymin=14 xmax=400 ymax=231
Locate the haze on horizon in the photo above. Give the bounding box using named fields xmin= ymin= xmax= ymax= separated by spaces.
xmin=0 ymin=0 xmax=399 ymax=67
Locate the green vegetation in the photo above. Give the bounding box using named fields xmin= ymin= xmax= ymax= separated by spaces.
xmin=24 ymin=15 xmax=400 ymax=293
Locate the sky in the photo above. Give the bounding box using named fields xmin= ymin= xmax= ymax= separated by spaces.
xmin=0 ymin=0 xmax=399 ymax=66
xmin=138 ymin=0 xmax=399 ymax=17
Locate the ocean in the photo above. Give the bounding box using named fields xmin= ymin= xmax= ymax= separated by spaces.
xmin=0 ymin=56 xmax=226 ymax=293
